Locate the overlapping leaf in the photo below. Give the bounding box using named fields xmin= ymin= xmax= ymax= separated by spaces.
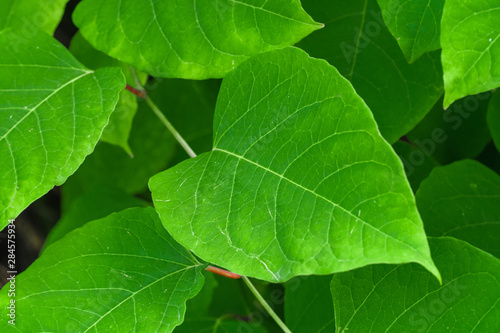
xmin=73 ymin=0 xmax=322 ymax=79
xmin=331 ymin=237 xmax=500 ymax=332
xmin=417 ymin=160 xmax=500 ymax=258
xmin=150 ymin=47 xmax=439 ymax=283
xmin=377 ymin=0 xmax=444 ymax=63
xmin=297 ymin=0 xmax=443 ymax=143
xmin=0 ymin=30 xmax=124 ymax=229
xmin=0 ymin=207 xmax=205 ymax=332
xmin=441 ymin=0 xmax=500 ymax=107
xmin=0 ymin=0 xmax=68 ymax=34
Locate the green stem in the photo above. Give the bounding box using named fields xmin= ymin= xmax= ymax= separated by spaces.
xmin=128 ymin=66 xmax=197 ymax=158
xmin=242 ymin=277 xmax=291 ymax=333
xmin=144 ymin=96 xmax=197 ymax=158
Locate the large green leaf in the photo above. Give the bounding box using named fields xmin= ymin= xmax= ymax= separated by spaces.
xmin=285 ymin=275 xmax=335 ymax=332
xmin=0 ymin=0 xmax=68 ymax=34
xmin=150 ymin=47 xmax=439 ymax=283
xmin=44 ymin=186 xmax=149 ymax=248
xmin=331 ymin=237 xmax=500 ymax=332
xmin=0 ymin=207 xmax=205 ymax=332
xmin=441 ymin=0 xmax=500 ymax=107
xmin=487 ymin=90 xmax=500 ymax=152
xmin=377 ymin=0 xmax=445 ymax=63
xmin=417 ymin=160 xmax=500 ymax=258
xmin=69 ymin=31 xmax=148 ymax=156
xmin=297 ymin=0 xmax=443 ymax=143
xmin=0 ymin=30 xmax=124 ymax=229
xmin=73 ymin=0 xmax=322 ymax=79
xmin=407 ymin=93 xmax=491 ymax=164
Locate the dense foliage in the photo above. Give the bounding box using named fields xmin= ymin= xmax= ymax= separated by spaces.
xmin=1 ymin=0 xmax=499 ymax=332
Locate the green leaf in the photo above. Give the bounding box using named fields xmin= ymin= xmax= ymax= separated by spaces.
xmin=377 ymin=0 xmax=445 ymax=63
xmin=331 ymin=237 xmax=500 ymax=332
xmin=73 ymin=0 xmax=322 ymax=79
xmin=44 ymin=186 xmax=149 ymax=248
xmin=0 ymin=30 xmax=124 ymax=229
xmin=69 ymin=32 xmax=148 ymax=156
xmin=441 ymin=0 xmax=500 ymax=108
xmin=487 ymin=90 xmax=500 ymax=152
xmin=417 ymin=160 xmax=500 ymax=258
xmin=61 ymin=100 xmax=177 ymax=210
xmin=0 ymin=0 xmax=68 ymax=34
xmin=285 ymin=275 xmax=335 ymax=332
xmin=150 ymin=47 xmax=440 ymax=283
xmin=297 ymin=0 xmax=443 ymax=143
xmin=392 ymin=141 xmax=440 ymax=192
xmin=0 ymin=207 xmax=205 ymax=332
xmin=407 ymin=93 xmax=491 ymax=164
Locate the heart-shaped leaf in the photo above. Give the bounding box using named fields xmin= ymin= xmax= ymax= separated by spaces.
xmin=441 ymin=0 xmax=500 ymax=107
xmin=0 ymin=30 xmax=124 ymax=229
xmin=73 ymin=0 xmax=322 ymax=79
xmin=417 ymin=160 xmax=500 ymax=258
xmin=0 ymin=207 xmax=205 ymax=332
xmin=331 ymin=237 xmax=500 ymax=332
xmin=150 ymin=47 xmax=439 ymax=283
xmin=377 ymin=0 xmax=445 ymax=63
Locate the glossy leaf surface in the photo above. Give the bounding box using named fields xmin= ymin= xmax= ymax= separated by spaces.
xmin=73 ymin=0 xmax=322 ymax=79
xmin=417 ymin=160 xmax=500 ymax=258
xmin=0 ymin=207 xmax=205 ymax=332
xmin=150 ymin=47 xmax=439 ymax=283
xmin=0 ymin=30 xmax=124 ymax=229
xmin=331 ymin=237 xmax=500 ymax=332
xmin=441 ymin=0 xmax=500 ymax=107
